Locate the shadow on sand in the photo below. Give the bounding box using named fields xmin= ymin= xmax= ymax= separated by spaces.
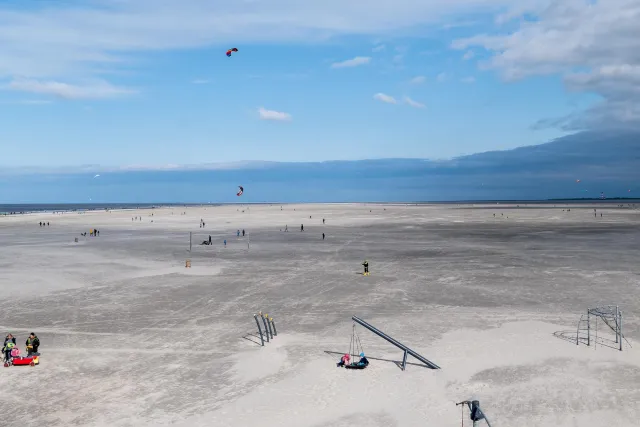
xmin=553 ymin=330 xmax=623 ymax=351
xmin=324 ymin=350 xmax=430 ymax=371
xmin=242 ymin=332 xmax=264 ymax=347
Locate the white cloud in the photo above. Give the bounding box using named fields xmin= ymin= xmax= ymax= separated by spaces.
xmin=191 ymin=79 xmax=210 ymax=84
xmin=436 ymin=72 xmax=448 ymax=82
xmin=410 ymin=75 xmax=426 ymax=84
xmin=453 ymin=0 xmax=640 ymax=129
xmin=258 ymin=107 xmax=292 ymax=121
xmin=462 ymin=50 xmax=474 ymax=60
xmin=461 ymin=76 xmax=476 ymax=83
xmin=403 ymin=96 xmax=425 ymax=108
xmin=330 ymin=56 xmax=371 ymax=68
xmin=373 ymin=93 xmax=397 ymax=104
xmin=372 ymin=44 xmax=386 ymax=52
xmin=6 ymin=79 xmax=135 ymax=99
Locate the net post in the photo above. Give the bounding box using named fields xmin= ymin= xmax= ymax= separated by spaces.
xmin=402 ymin=349 xmax=408 ymax=371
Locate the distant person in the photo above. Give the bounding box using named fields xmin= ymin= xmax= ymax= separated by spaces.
xmin=203 ymin=222 xmax=205 ymax=227
xmin=237 ymin=230 xmax=240 ymax=237
xmin=47 ymin=222 xmax=49 ymax=226
xmin=285 ymin=225 xmax=288 ymax=232
xmin=25 ymin=333 xmax=39 ymax=356
xmin=322 ymin=233 xmax=325 ymax=240
xmin=209 ymin=235 xmax=212 ymax=244
xmin=323 ymin=218 xmax=325 ymax=224
xmin=39 ymin=222 xmax=42 ymax=227
xmin=362 ymin=260 xmax=369 ymax=275
xmin=301 ymin=224 xmax=304 ymax=232
xmin=224 ymin=239 xmax=227 ymax=247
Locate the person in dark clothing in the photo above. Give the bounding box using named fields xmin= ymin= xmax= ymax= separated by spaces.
xmin=323 ymin=218 xmax=325 ymax=224
xmin=322 ymin=233 xmax=325 ymax=240
xmin=362 ymin=260 xmax=369 ymax=275
xmin=25 ymin=333 xmax=40 ymax=356
xmin=242 ymin=229 xmax=245 ymax=237
xmin=301 ymin=224 xmax=304 ymax=231
xmin=357 ymin=353 xmax=369 ymax=366
xmin=208 ymin=235 xmax=212 ymax=244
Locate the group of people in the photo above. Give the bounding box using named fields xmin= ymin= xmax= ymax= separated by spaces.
xmin=3 ymin=332 xmax=40 ymax=364
xmin=39 ymin=222 xmax=50 ymax=227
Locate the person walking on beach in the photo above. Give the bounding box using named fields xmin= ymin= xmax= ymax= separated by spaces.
xmin=322 ymin=233 xmax=325 ymax=240
xmin=237 ymin=230 xmax=240 ymax=237
xmin=362 ymin=260 xmax=369 ymax=276
xmin=323 ymin=218 xmax=325 ymax=224
xmin=208 ymin=235 xmax=212 ymax=244
xmin=242 ymin=229 xmax=245 ymax=237
xmin=301 ymin=224 xmax=304 ymax=232
xmin=285 ymin=225 xmax=288 ymax=232
xmin=224 ymin=239 xmax=227 ymax=247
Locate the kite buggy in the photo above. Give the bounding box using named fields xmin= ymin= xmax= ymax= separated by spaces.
xmin=3 ymin=343 xmax=39 ymax=367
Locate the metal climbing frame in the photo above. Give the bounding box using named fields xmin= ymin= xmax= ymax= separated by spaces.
xmin=351 ymin=316 xmax=440 ymax=370
xmin=576 ymin=305 xmax=629 ymax=351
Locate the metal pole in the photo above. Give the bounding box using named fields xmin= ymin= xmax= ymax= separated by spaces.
xmin=270 ymin=318 xmax=277 ymax=336
xmin=595 ymin=315 xmax=598 ymax=350
xmin=401 ymin=349 xmax=408 ymax=371
xmin=254 ymin=315 xmax=264 ymax=346
xmin=261 ymin=314 xmax=270 ymax=342
xmin=189 ymin=232 xmax=192 ymax=252
xmin=619 ymin=310 xmax=623 ymax=351
xmin=587 ymin=309 xmax=590 ymax=346
xmin=265 ymin=313 xmax=273 ymax=339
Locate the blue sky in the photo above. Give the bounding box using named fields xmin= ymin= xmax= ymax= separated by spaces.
xmin=0 ymin=0 xmax=636 ymax=169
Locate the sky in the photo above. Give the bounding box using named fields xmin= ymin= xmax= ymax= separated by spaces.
xmin=2 ymin=0 xmax=637 ymax=170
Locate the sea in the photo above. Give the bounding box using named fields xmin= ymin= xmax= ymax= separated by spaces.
xmin=1 ymin=199 xmax=638 ymax=215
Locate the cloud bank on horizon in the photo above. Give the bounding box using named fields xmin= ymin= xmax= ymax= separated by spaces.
xmin=0 ymin=0 xmax=638 ymax=169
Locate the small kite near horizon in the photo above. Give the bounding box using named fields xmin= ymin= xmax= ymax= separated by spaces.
xmin=94 ymin=174 xmax=100 ymax=178
xmin=237 ymin=186 xmax=244 ymax=196
xmin=226 ymin=48 xmax=238 ymax=57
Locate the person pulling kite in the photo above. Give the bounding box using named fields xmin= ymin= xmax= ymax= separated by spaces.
xmin=226 ymin=48 xmax=238 ymax=57
xmin=237 ymin=186 xmax=244 ymax=196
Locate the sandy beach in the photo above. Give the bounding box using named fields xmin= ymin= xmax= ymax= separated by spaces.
xmin=1 ymin=203 xmax=639 ymax=427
